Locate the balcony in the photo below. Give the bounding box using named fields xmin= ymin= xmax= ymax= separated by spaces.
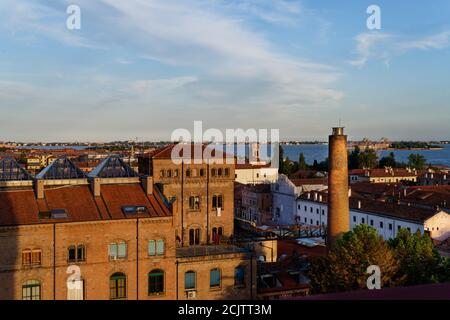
xmin=176 ymin=244 xmax=250 ymax=258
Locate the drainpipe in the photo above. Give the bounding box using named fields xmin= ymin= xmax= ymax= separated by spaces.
xmin=181 ymin=161 xmax=184 ymax=247
xmin=53 ymin=223 xmax=56 ymax=300
xmin=136 ymin=218 xmax=139 ymax=300
xmin=176 ymin=260 xmax=179 ymax=300
xmin=206 ymin=163 xmax=210 ymax=244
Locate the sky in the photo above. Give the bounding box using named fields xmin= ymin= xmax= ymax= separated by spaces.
xmin=0 ymin=0 xmax=449 ymax=142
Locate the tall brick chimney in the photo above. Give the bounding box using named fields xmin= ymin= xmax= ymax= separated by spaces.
xmin=327 ymin=127 xmax=350 ymax=250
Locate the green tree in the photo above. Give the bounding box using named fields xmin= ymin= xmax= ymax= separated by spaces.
xmin=358 ymin=148 xmax=378 ymax=169
xmin=309 ymin=225 xmax=399 ymax=294
xmin=407 ymin=153 xmax=426 ymax=169
xmin=348 ymin=146 xmax=361 ymax=169
xmin=389 ymin=229 xmax=444 ymax=285
xmin=297 ymin=152 xmax=308 ymax=170
xmin=379 ymin=152 xmax=397 ymax=168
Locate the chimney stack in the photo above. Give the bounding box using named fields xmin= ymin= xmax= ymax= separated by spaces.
xmin=142 ymin=176 xmax=154 ymax=195
xmin=327 ymin=127 xmax=350 ymax=250
xmin=34 ymin=179 xmax=45 ymax=199
xmin=90 ymin=178 xmax=101 ymax=197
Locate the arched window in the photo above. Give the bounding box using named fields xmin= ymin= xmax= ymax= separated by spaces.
xmin=110 ymin=272 xmax=127 ymax=299
xmin=210 ymin=268 xmax=221 ymax=288
xmin=22 ymin=280 xmax=41 ymax=300
xmin=211 ymin=168 xmax=216 ymax=177
xmin=199 ymin=168 xmax=205 ymax=177
xmin=218 ymin=168 xmax=223 ymax=176
xmin=185 ymin=271 xmax=196 ymax=290
xmin=148 ymin=269 xmax=164 ymax=295
xmin=186 ymin=169 xmax=191 ymax=177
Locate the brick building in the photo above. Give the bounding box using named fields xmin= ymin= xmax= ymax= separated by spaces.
xmin=0 ymin=151 xmax=256 ymax=300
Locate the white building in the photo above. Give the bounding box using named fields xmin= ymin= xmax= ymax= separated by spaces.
xmin=235 ymin=163 xmax=279 ymax=184
xmin=296 ymin=191 xmax=450 ymax=241
xmin=272 ymin=175 xmax=327 ymax=225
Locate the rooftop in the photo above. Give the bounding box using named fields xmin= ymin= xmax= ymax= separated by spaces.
xmin=0 ymin=157 xmax=33 ymax=181
xmin=35 ymin=157 xmax=87 ymax=180
xmin=0 ymin=183 xmax=172 ymax=226
xmin=88 ymin=155 xmax=139 ymax=178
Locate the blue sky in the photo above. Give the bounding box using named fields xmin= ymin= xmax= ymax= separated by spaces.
xmin=0 ymin=0 xmax=449 ymax=142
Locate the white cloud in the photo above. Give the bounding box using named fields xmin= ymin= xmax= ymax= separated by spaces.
xmin=350 ymin=30 xmax=450 ymax=67
xmin=0 ymin=0 xmax=343 ymax=140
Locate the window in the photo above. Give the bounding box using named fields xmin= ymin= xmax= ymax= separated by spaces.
xmin=22 ymin=280 xmax=41 ymax=300
xmin=200 ymin=168 xmax=205 ymax=176
xmin=109 ymin=241 xmax=127 ymax=260
xmin=297 ymin=204 xmax=300 ymax=210
xmin=148 ymin=269 xmax=164 ymax=295
xmin=148 ymin=240 xmax=156 ymax=256
xmin=316 ymin=208 xmax=319 ymax=214
xmin=322 ymin=210 xmax=325 ymax=216
xmin=398 ymin=225 xmax=401 ymax=231
xmin=186 ymin=169 xmax=191 ymax=177
xmin=362 ymin=218 xmax=365 ymax=224
xmin=189 ymin=228 xmax=201 ymax=245
xmin=110 ymin=273 xmax=127 ymax=299
xmin=235 ymin=267 xmax=245 ymax=287
xmin=211 ymin=168 xmax=216 ymax=177
xmin=174 ymin=169 xmax=179 ymax=177
xmin=167 ymin=170 xmax=172 ymax=178
xmin=185 ymin=271 xmax=196 ymax=290
xmin=189 ymin=196 xmax=200 ymax=210
xmin=218 ymin=168 xmax=223 ymax=176
xmin=224 ymin=168 xmax=229 ymax=176
xmin=212 ymin=195 xmax=223 ymax=209
xmin=304 ymin=206 xmax=307 ymax=211
xmin=148 ymin=239 xmax=165 ymax=256
xmin=68 ymin=245 xmax=85 ymax=262
xmin=160 ymin=170 xmax=165 ymax=178
xmin=212 ymin=227 xmax=223 ymax=244
xmin=370 ymin=220 xmax=374 ymax=226
xmin=380 ymin=221 xmax=384 ymax=228
xmin=310 ymin=219 xmax=313 ymax=224
xmin=304 ymin=218 xmax=307 ymax=223
xmin=157 ymin=239 xmax=164 ymax=255
xmin=22 ymin=249 xmax=41 ymax=266
xmin=353 ymin=216 xmax=356 ymax=223
xmin=210 ymin=269 xmax=221 ymax=288
xmin=310 ymin=207 xmax=313 ymax=213
xmin=389 ymin=223 xmax=393 ymax=230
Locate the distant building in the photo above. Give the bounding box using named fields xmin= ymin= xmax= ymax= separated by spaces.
xmin=418 ymin=170 xmax=449 ymax=186
xmin=235 ymin=163 xmax=278 ymax=184
xmin=349 ymin=167 xmax=418 ymax=184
